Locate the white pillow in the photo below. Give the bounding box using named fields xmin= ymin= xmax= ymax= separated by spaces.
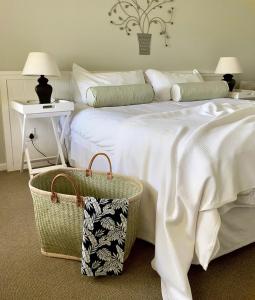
xmin=145 ymin=69 xmax=204 ymax=101
xmin=72 ymin=63 xmax=145 ymax=103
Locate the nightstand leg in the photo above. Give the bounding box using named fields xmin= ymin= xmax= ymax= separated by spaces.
xmin=25 ymin=148 xmax=33 ymax=179
xmin=51 ymin=117 xmax=67 ymax=167
xmin=55 ymin=114 xmax=69 ymax=165
xmin=19 ymin=115 xmax=27 ymax=173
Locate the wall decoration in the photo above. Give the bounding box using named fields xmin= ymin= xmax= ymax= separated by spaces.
xmin=108 ymin=0 xmax=175 ymax=55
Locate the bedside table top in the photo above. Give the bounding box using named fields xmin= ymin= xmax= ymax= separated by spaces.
xmin=229 ymin=89 xmax=255 ymax=100
xmin=11 ymin=99 xmax=74 ymax=115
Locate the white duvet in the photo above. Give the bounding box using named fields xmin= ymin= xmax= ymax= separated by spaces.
xmin=70 ymin=99 xmax=255 ymax=299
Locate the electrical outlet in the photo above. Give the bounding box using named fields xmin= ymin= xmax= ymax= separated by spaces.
xmin=26 ymin=128 xmax=37 ymax=142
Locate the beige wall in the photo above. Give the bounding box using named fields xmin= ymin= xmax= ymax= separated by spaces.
xmin=0 ymin=0 xmax=255 ymax=164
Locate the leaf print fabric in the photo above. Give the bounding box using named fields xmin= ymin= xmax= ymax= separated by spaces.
xmin=81 ymin=197 xmax=129 ymax=276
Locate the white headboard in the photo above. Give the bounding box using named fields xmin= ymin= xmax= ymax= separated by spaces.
xmin=0 ymin=70 xmax=221 ymax=171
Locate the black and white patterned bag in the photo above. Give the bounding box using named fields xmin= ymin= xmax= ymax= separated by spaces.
xmin=81 ymin=196 xmax=129 ymax=276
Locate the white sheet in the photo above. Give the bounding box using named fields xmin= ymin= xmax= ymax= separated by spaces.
xmin=69 ymin=99 xmax=255 ymax=300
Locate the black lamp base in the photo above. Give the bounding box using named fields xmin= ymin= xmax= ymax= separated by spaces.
xmin=223 ymin=74 xmax=236 ymax=92
xmin=35 ymin=75 xmax=53 ymax=104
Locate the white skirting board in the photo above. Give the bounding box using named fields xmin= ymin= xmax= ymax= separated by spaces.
xmin=0 ymin=163 xmax=7 ymax=171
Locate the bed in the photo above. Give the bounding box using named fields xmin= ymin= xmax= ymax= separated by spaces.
xmin=66 ymin=98 xmax=255 ymax=299
xmin=68 ymin=64 xmax=255 ymax=299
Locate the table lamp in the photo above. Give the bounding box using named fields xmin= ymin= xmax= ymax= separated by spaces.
xmin=215 ymin=57 xmax=242 ymax=91
xmin=22 ymin=52 xmax=60 ymax=104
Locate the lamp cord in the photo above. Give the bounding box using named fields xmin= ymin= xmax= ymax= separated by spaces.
xmin=30 ymin=139 xmax=55 ymax=166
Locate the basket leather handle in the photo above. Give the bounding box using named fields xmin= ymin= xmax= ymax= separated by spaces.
xmin=86 ymin=153 xmax=113 ymax=180
xmin=50 ymin=173 xmax=83 ymax=208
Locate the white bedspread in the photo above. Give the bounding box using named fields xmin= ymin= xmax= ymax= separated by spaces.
xmin=70 ymin=100 xmax=219 ymax=153
xmin=70 ymin=99 xmax=255 ymax=300
xmin=111 ymin=101 xmax=255 ymax=299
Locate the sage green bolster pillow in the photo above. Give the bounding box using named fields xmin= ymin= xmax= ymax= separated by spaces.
xmin=171 ymin=81 xmax=229 ymax=102
xmin=86 ymin=84 xmax=154 ymax=107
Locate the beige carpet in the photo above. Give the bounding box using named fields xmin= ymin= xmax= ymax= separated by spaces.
xmin=0 ymin=171 xmax=254 ymax=300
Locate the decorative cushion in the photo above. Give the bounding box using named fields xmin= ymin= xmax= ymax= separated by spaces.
xmin=171 ymin=81 xmax=229 ymax=102
xmin=87 ymin=84 xmax=154 ymax=107
xmin=72 ymin=63 xmax=145 ymax=103
xmin=145 ymin=69 xmax=204 ymax=101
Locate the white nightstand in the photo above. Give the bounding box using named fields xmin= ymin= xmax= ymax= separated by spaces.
xmin=229 ymin=89 xmax=255 ymax=100
xmin=11 ymin=100 xmax=74 ymax=178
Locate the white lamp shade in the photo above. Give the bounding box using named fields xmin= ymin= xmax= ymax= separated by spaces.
xmin=22 ymin=52 xmax=60 ymax=77
xmin=215 ymin=57 xmax=242 ymax=74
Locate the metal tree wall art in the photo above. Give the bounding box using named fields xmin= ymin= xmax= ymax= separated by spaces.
xmin=108 ymin=0 xmax=175 ymax=55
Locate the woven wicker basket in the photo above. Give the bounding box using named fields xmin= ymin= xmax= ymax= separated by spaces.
xmin=29 ymin=153 xmax=143 ymax=262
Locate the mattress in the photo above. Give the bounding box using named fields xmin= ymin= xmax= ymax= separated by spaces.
xmin=68 ymin=99 xmax=255 ymax=263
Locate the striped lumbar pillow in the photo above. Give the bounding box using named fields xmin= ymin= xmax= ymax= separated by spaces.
xmin=171 ymin=81 xmax=229 ymax=102
xmin=86 ymin=84 xmax=154 ymax=107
